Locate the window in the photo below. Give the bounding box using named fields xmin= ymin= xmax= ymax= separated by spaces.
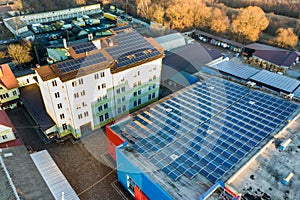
xmin=72 ymin=81 xmax=77 ymax=87
xmin=105 ymin=113 xmax=109 ymax=120
xmin=133 ymin=101 xmax=137 ymax=107
xmin=84 ymin=111 xmax=89 ymax=117
xmin=76 ymin=104 xmax=81 ymax=109
xmin=74 ymin=93 xmax=79 ymax=98
xmin=52 ymin=80 xmax=57 ymax=86
xmin=152 ymin=93 xmax=155 ymax=98
xmin=100 ymin=72 xmax=105 ymax=77
xmin=153 ymin=84 xmax=156 ymax=89
xmin=148 ymin=94 xmax=151 ymax=100
xmin=62 ymin=123 xmax=67 ymax=130
xmin=102 ymin=83 xmax=106 ymax=89
xmin=122 ymin=96 xmax=126 ymax=102
xmin=149 ymin=77 xmax=152 ymax=82
xmin=133 ymin=82 xmax=137 ymax=87
xmin=98 ymin=105 xmax=103 ymax=112
xmin=117 ymin=98 xmax=121 ymax=104
xmin=60 ymin=113 xmax=65 ymax=119
xmin=12 ymin=91 xmax=17 ymax=96
xmin=1 ymin=93 xmax=9 ymax=99
xmin=122 ymin=105 xmax=126 ymax=112
xmin=148 ymin=86 xmax=152 ymax=91
xmin=116 ymin=88 xmax=120 ymax=94
xmin=78 ymin=114 xmax=83 ymax=119
xmin=55 ymin=92 xmax=60 ymax=98
xmin=57 ymin=103 xmax=62 ymax=109
xmin=133 ymin=91 xmax=137 ymax=97
xmin=127 ymin=176 xmax=136 ymax=195
xmin=2 ymin=135 xmax=8 ymax=140
xmin=138 ymin=80 xmax=141 ymax=86
xmin=97 ymin=97 xmax=102 ymax=102
xmin=98 ymin=85 xmax=101 ymax=90
xmin=121 ymin=86 xmax=125 ymax=92
xmin=79 ymin=78 xmax=84 ymax=85
xmin=153 ymin=66 xmax=156 ymax=70
xmin=153 ymin=75 xmax=156 ymax=80
xmin=103 ymin=103 xmax=108 ymax=109
xmin=118 ymin=107 xmax=121 ymax=114
xmin=94 ymin=73 xmax=99 ymax=79
xmin=81 ymin=90 xmax=85 ymax=96
xmin=138 ymin=99 xmax=141 ymax=105
xmin=137 ymin=90 xmax=141 ymax=95
xmin=82 ymin=102 xmax=87 ymax=107
xmin=99 ymin=115 xmax=104 ymax=122
xmin=103 ymin=94 xmax=107 ymax=99
xmin=137 ymin=71 xmax=140 ymax=76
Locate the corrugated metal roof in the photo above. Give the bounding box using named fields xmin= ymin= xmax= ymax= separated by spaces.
xmin=253 ymin=50 xmax=298 ymax=67
xmin=293 ymin=86 xmax=300 ymax=99
xmin=31 ymin=150 xmax=79 ymax=200
xmin=211 ymin=60 xmax=260 ymax=80
xmin=250 ymin=70 xmax=300 ymax=93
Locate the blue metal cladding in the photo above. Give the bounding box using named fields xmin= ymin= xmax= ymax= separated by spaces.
xmin=116 ymin=143 xmax=173 ymax=200
xmin=118 ymin=77 xmax=299 ymax=184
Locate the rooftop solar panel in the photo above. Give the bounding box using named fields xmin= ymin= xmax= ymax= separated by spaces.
xmin=72 ymin=42 xmax=97 ymax=54
xmin=293 ymin=86 xmax=300 ymax=99
xmin=118 ymin=77 xmax=299 ymax=184
xmin=211 ymin=60 xmax=260 ymax=80
xmin=57 ymin=52 xmax=106 ymax=73
xmin=250 ymin=70 xmax=300 ymax=93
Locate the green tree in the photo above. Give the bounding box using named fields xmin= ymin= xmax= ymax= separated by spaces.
xmin=8 ymin=43 xmax=33 ymax=66
xmin=273 ymin=27 xmax=298 ymax=48
xmin=231 ymin=6 xmax=269 ymax=42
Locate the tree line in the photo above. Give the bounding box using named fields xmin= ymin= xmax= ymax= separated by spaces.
xmin=217 ymin=0 xmax=300 ymax=19
xmin=127 ymin=0 xmax=298 ymax=48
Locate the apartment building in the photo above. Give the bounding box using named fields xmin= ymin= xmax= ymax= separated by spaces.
xmin=0 ymin=64 xmax=20 ymax=110
xmin=35 ymin=26 xmax=164 ymax=139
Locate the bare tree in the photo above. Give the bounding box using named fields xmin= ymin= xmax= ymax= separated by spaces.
xmin=8 ymin=42 xmax=33 ymax=66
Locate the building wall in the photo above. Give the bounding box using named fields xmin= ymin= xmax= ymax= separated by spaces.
xmin=17 ymin=74 xmax=37 ymax=87
xmin=0 ymin=127 xmax=15 ymax=143
xmin=36 ymin=58 xmax=163 ymax=138
xmin=0 ymin=84 xmax=19 ymax=109
xmin=116 ymin=143 xmax=173 ymax=200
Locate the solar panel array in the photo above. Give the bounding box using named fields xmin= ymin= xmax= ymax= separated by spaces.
xmin=211 ymin=60 xmax=260 ymax=80
xmin=106 ymin=30 xmax=161 ymax=68
xmin=250 ymin=70 xmax=300 ymax=93
xmin=119 ymin=77 xmax=299 ymax=183
xmin=57 ymin=52 xmax=106 ymax=73
xmin=293 ymin=86 xmax=300 ymax=99
xmin=72 ymin=42 xmax=97 ymax=54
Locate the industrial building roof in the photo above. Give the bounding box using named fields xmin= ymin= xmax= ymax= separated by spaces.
xmin=19 ymin=84 xmax=55 ymax=132
xmin=31 ymin=150 xmax=79 ymax=200
xmin=250 ymin=70 xmax=300 ymax=93
xmin=210 ymin=60 xmax=260 ymax=80
xmin=161 ymin=43 xmax=222 ymax=82
xmin=35 ymin=27 xmax=164 ymax=82
xmin=244 ymin=43 xmax=286 ymax=51
xmin=253 ymin=50 xmax=298 ymax=67
xmin=112 ymin=77 xmax=299 ymax=199
xmin=1 ymin=146 xmax=54 ymax=200
xmin=154 ymin=33 xmax=186 ymax=51
xmin=0 ymin=63 xmax=19 ymax=90
xmin=292 ymin=86 xmax=300 ymax=99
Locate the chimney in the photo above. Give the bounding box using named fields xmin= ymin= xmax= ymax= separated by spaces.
xmin=63 ymin=38 xmax=68 ymax=49
xmin=107 ymin=38 xmax=113 ymax=47
xmin=88 ymin=33 xmax=93 ymax=41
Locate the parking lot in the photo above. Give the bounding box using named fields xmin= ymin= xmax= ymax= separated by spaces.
xmin=6 ymin=106 xmax=133 ymax=200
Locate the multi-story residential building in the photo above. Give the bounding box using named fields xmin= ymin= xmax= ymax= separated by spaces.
xmin=0 ymin=64 xmax=20 ymax=110
xmin=35 ymin=26 xmax=164 ymax=139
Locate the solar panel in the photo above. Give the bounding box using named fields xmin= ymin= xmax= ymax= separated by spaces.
xmin=250 ymin=70 xmax=300 ymax=93
xmin=120 ymin=77 xmax=299 ymax=184
xmin=72 ymin=42 xmax=97 ymax=54
xmin=211 ymin=60 xmax=260 ymax=80
xmin=57 ymin=52 xmax=106 ymax=73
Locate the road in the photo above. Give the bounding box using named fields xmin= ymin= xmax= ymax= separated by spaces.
xmin=6 ymin=106 xmax=133 ymax=200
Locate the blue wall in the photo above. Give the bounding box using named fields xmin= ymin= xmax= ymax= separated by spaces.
xmin=116 ymin=143 xmax=173 ymax=200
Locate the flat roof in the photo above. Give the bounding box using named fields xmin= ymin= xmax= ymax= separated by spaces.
xmin=112 ymin=77 xmax=299 ymax=199
xmin=31 ymin=150 xmax=79 ymax=200
xmin=35 ymin=27 xmax=164 ymax=82
xmin=1 ymin=146 xmax=54 ymax=200
xmin=155 ymin=32 xmax=186 ymax=51
xmin=210 ymin=60 xmax=260 ymax=80
xmin=250 ymin=70 xmax=300 ymax=93
xmin=19 ymin=84 xmax=55 ymax=132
